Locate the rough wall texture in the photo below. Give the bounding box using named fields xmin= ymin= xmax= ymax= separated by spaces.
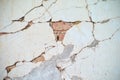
xmin=0 ymin=0 xmax=120 ymax=80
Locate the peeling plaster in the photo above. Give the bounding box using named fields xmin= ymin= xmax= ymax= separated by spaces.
xmin=0 ymin=0 xmax=120 ymax=80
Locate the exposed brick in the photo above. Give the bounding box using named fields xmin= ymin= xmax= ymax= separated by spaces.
xmin=50 ymin=21 xmax=72 ymax=41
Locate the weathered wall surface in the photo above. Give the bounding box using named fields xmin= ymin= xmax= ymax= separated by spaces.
xmin=0 ymin=0 xmax=120 ymax=80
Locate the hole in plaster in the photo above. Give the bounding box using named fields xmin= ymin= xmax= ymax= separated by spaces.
xmin=50 ymin=20 xmax=81 ymax=41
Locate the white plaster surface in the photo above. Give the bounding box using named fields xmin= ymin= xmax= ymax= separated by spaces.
xmin=0 ymin=0 xmax=120 ymax=80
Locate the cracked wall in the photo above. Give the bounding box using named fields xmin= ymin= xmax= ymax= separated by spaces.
xmin=0 ymin=0 xmax=120 ymax=80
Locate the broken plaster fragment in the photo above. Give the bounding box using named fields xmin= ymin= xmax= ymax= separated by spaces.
xmin=0 ymin=21 xmax=33 ymax=36
xmin=6 ymin=52 xmax=45 ymax=74
xmin=10 ymin=44 xmax=73 ymax=80
xmin=56 ymin=44 xmax=74 ymax=71
xmin=12 ymin=61 xmax=61 ymax=80
xmin=58 ymin=44 xmax=74 ymax=59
